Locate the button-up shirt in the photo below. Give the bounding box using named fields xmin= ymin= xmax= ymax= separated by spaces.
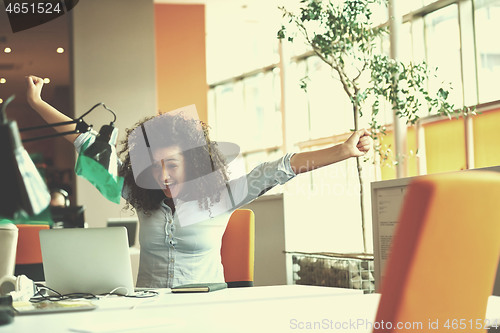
xmin=75 ymin=132 xmax=296 ymax=288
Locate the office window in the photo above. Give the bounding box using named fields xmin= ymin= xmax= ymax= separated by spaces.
xmin=210 ymin=82 xmax=245 ymax=146
xmin=288 ymin=56 xmax=353 ymax=145
xmin=424 ymin=5 xmax=463 ymax=107
xmin=400 ymin=1 xmax=425 ymax=15
xmin=369 ymin=1 xmax=388 ymax=26
xmin=209 ymin=71 xmax=282 ymax=155
xmin=411 ymin=17 xmax=426 ymax=63
xmin=286 ymin=59 xmax=311 ymax=144
xmin=378 ymin=28 xmax=390 ymax=57
xmin=475 ymin=0 xmax=500 ymax=103
xmin=398 ymin=23 xmax=413 ymax=64
xmin=305 ymin=57 xmax=353 ymax=139
xmin=205 ymin=2 xmax=280 ymax=84
xmin=287 ymin=28 xmax=311 ymax=58
xmin=242 ymin=72 xmax=283 ymax=151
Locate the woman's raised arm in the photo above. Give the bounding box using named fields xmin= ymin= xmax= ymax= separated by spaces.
xmin=26 ymin=75 xmax=80 ymax=143
xmin=289 ymin=129 xmax=373 ymax=175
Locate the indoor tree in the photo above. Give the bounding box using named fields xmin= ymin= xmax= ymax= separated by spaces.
xmin=278 ymin=0 xmax=469 ymax=253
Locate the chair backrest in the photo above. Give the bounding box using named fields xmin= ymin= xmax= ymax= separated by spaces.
xmin=15 ymin=224 xmax=50 ymax=281
xmin=374 ymin=172 xmax=500 ymax=332
xmin=221 ymin=209 xmax=255 ymax=288
xmin=15 ymin=224 xmax=50 ymax=265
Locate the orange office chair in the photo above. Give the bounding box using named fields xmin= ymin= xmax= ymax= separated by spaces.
xmin=14 ymin=224 xmax=50 ymax=281
xmin=374 ymin=172 xmax=500 ymax=332
xmin=221 ymin=209 xmax=255 ymax=288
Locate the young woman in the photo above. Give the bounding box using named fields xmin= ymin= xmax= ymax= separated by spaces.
xmin=26 ymin=75 xmax=373 ymax=288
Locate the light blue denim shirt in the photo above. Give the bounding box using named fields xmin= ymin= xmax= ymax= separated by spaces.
xmin=75 ymin=132 xmax=296 ymax=288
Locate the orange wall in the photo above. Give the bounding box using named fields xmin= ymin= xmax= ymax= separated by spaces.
xmin=424 ymin=117 xmax=466 ymax=173
xmin=473 ymin=108 xmax=500 ymax=168
xmin=154 ymin=4 xmax=207 ymax=122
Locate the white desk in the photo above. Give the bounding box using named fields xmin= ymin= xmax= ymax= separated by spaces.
xmin=2 ymin=285 xmax=500 ymax=333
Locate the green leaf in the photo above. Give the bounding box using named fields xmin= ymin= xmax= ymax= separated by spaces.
xmin=277 ymin=25 xmax=286 ymax=40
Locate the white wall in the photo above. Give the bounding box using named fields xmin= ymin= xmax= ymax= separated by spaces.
xmin=243 ymin=194 xmax=287 ymax=286
xmin=71 ymin=0 xmax=157 ymax=227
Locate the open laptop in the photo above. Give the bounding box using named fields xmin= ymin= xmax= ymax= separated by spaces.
xmin=39 ymin=227 xmax=134 ymax=296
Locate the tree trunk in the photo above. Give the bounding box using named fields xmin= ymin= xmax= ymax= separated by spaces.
xmin=353 ymin=103 xmax=367 ymax=254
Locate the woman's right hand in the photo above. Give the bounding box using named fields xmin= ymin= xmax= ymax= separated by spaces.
xmin=24 ymin=75 xmax=79 ymax=143
xmin=26 ymin=75 xmax=45 ymax=107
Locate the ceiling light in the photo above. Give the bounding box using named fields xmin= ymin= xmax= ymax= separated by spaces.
xmin=0 ymin=78 xmax=6 ymax=84
xmin=43 ymin=78 xmax=50 ymax=84
xmin=0 ymin=99 xmax=3 ymax=104
xmin=56 ymin=47 xmax=64 ymax=54
xmin=4 ymin=47 xmax=11 ymax=53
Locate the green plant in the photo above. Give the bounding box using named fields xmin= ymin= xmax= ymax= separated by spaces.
xmin=278 ymin=0 xmax=468 ymax=253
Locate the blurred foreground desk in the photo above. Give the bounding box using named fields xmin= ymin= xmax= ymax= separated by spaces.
xmin=3 ymin=285 xmax=500 ymax=333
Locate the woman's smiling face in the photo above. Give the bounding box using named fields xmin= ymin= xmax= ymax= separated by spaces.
xmin=151 ymin=145 xmax=186 ymax=198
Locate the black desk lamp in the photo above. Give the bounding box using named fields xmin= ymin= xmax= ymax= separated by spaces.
xmin=0 ymin=95 xmax=123 ymax=219
xmin=0 ymin=96 xmax=50 ymax=219
xmin=73 ymin=105 xmax=123 ymax=204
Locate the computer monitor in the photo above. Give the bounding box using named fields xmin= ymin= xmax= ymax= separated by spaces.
xmin=371 ymin=176 xmax=410 ymax=292
xmin=106 ymin=218 xmax=138 ymax=247
xmin=50 ymin=206 xmax=85 ymax=228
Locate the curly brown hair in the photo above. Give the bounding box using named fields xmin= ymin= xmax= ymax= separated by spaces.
xmin=118 ymin=114 xmax=230 ymax=215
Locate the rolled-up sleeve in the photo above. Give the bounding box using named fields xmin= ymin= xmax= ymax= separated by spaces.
xmin=277 ymin=152 xmax=297 ymax=182
xmin=228 ymin=153 xmax=296 ymax=208
xmin=73 ymin=130 xmax=131 ymax=200
xmin=73 ymin=131 xmax=95 ymax=153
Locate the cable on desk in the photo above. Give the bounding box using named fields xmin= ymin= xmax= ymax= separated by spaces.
xmin=123 ymin=290 xmax=159 ymax=298
xmin=31 ymin=284 xmax=97 ymax=303
xmin=98 ymin=286 xmax=159 ymax=299
xmin=30 ymin=284 xmax=159 ymax=304
xmin=99 ymin=286 xmax=130 ymax=299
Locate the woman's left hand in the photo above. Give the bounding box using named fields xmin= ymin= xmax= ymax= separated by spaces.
xmin=344 ymin=129 xmax=373 ymax=158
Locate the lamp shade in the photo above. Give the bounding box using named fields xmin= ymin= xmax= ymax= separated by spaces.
xmin=82 ymin=124 xmax=118 ymax=174
xmin=0 ymin=97 xmax=50 ymax=219
xmin=75 ymin=124 xmax=124 ymax=204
